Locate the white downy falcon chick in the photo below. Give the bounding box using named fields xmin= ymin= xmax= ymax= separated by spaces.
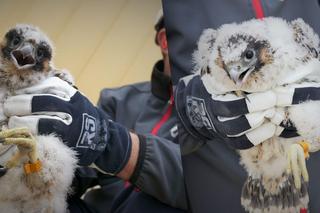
xmin=193 ymin=17 xmax=320 ymax=213
xmin=0 ymin=24 xmax=77 ymax=213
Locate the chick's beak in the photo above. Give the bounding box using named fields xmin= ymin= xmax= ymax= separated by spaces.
xmin=11 ymin=42 xmax=36 ymax=69
xmin=229 ymin=65 xmax=254 ymax=86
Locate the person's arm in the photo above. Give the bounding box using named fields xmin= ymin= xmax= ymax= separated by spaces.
xmin=117 ymin=132 xmax=139 ymax=180
xmin=96 ymin=84 xmax=188 ymax=209
xmin=125 ymin=133 xmax=187 ymax=209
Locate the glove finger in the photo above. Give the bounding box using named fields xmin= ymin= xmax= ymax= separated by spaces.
xmin=215 ymin=115 xmax=252 ymax=136
xmin=273 ymin=86 xmax=295 ymax=106
xmin=223 ymin=134 xmax=254 ymax=150
xmin=14 ymin=76 xmax=77 ymax=99
xmin=293 ymin=86 xmax=320 ymax=104
xmin=269 ymin=107 xmax=286 ymax=125
xmin=38 ymin=117 xmax=69 ymax=138
xmin=244 ymin=122 xmax=276 ymax=146
xmin=216 ymin=110 xmax=271 ymax=136
xmin=224 ymin=122 xmax=276 ymax=149
xmin=210 ymin=90 xmax=276 ymax=117
xmin=8 ymin=115 xmax=69 ymax=136
xmin=4 ymin=94 xmax=73 ymax=116
xmin=274 ymin=82 xmax=320 ymax=106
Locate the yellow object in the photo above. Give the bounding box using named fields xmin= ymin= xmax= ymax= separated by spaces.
xmin=298 ymin=140 xmax=310 ymax=159
xmin=24 ymin=159 xmax=42 ymax=174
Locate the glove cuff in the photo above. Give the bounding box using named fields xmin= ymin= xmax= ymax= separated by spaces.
xmin=129 ymin=134 xmax=147 ymax=183
xmin=92 ymin=119 xmax=132 ymax=176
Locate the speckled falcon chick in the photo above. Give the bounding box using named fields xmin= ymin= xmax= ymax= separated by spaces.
xmin=0 ymin=24 xmax=77 ymax=213
xmin=194 ymin=17 xmax=320 ymax=213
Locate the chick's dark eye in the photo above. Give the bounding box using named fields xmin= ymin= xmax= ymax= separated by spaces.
xmin=11 ymin=36 xmax=21 ymax=46
xmin=37 ymin=48 xmax=45 ymax=59
xmin=245 ymin=49 xmax=254 ymax=60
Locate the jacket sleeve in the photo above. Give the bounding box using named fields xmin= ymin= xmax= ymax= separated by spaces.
xmin=129 ymin=134 xmax=188 ymax=210
xmin=97 ymin=83 xmax=150 ymax=129
xmin=97 ymin=86 xmax=187 ymax=209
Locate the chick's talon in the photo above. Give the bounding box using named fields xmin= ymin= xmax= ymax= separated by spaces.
xmin=287 ymin=142 xmax=309 ymax=190
xmin=4 ymin=138 xmax=38 ymax=163
xmin=0 ymin=128 xmax=38 ymax=169
xmin=0 ymin=128 xmax=31 ymax=138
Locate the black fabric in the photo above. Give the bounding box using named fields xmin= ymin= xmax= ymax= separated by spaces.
xmin=292 ymin=87 xmax=320 ymax=104
xmin=181 ymin=137 xmax=247 ymax=213
xmin=70 ymin=167 xmax=99 ymax=198
xmin=98 ymin=82 xmax=150 ymax=130
xmin=111 ymin=185 xmax=186 ymax=213
xmin=84 ymin=179 xmax=125 ymax=213
xmin=128 ymin=134 xmax=187 ymax=210
xmin=68 ymin=197 xmax=97 ymax=213
xmin=151 ymin=60 xmax=172 ymax=101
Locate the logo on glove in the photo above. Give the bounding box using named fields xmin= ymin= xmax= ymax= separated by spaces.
xmin=76 ymin=113 xmax=97 ymax=150
xmin=186 ymin=96 xmax=215 ymax=131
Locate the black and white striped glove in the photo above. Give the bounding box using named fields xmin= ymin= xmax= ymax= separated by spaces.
xmin=270 ymin=82 xmax=320 ymax=137
xmin=175 ymin=75 xmax=320 ymax=153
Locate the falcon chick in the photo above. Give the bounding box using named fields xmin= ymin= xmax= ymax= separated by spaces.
xmin=194 ymin=17 xmax=320 ymax=213
xmin=0 ymin=24 xmax=77 ymax=213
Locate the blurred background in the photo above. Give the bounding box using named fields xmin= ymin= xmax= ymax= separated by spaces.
xmin=0 ymin=0 xmax=161 ymax=102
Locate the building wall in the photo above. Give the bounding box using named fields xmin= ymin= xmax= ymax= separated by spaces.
xmin=0 ymin=0 xmax=161 ymax=102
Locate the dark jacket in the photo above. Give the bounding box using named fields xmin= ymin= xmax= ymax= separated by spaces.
xmin=163 ymin=0 xmax=320 ymax=212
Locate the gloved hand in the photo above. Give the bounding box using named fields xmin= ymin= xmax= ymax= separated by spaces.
xmin=175 ymin=75 xmax=320 ymax=152
xmin=3 ymin=77 xmax=132 ymax=175
xmin=176 ymin=75 xmax=277 ymax=152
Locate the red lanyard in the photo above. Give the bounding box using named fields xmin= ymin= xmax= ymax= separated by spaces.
xmin=252 ymin=0 xmax=265 ymax=19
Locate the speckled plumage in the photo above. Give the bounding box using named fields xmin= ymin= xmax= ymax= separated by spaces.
xmin=0 ymin=24 xmax=77 ymax=213
xmin=194 ymin=17 xmax=320 ymax=212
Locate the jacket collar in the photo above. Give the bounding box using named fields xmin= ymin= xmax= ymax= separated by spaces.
xmin=151 ymin=60 xmax=172 ymax=101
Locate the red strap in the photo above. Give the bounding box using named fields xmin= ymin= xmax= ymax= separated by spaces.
xmin=252 ymin=0 xmax=265 ymax=19
xmin=300 ymin=208 xmax=307 ymax=213
xmin=151 ymin=94 xmax=174 ymax=135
